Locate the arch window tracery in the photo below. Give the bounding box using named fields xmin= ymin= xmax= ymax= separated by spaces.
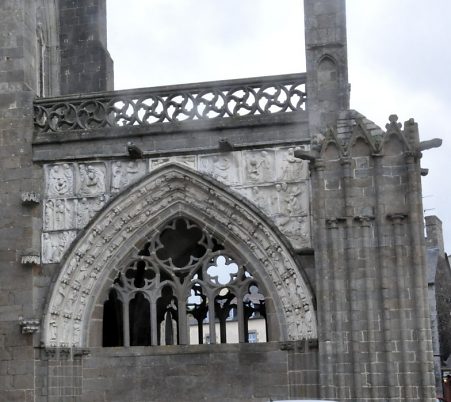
xmin=103 ymin=217 xmax=268 ymax=347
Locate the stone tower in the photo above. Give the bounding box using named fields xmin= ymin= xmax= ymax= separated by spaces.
xmin=0 ymin=0 xmax=112 ymax=400
xmin=0 ymin=0 xmax=439 ymax=401
xmin=298 ymin=0 xmax=436 ymax=400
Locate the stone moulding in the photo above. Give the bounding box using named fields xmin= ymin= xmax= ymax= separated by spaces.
xmin=33 ymin=73 xmax=306 ymax=134
xmin=41 ymin=164 xmax=317 ymax=348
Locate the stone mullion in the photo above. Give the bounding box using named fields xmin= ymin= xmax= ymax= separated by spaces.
xmin=178 ymin=298 xmax=188 ymax=345
xmin=207 ymin=293 xmax=217 ymax=344
xmin=312 ymin=160 xmax=335 ymax=399
xmin=405 ymin=154 xmax=435 ymax=400
xmin=373 ymin=154 xmax=397 ymax=399
xmin=341 ymin=157 xmax=362 ymax=401
xmin=237 ymin=295 xmax=245 ymax=343
xmin=150 ymin=300 xmax=158 ymax=346
xmin=122 ymin=296 xmax=130 ymax=347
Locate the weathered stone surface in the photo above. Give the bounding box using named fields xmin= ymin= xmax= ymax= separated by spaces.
xmin=0 ymin=0 xmax=440 ymax=401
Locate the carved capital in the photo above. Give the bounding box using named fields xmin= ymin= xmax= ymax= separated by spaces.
xmin=340 ymin=157 xmax=353 ymax=167
xmin=21 ymin=192 xmax=41 ymax=205
xmin=405 ymin=150 xmax=422 ymax=161
xmin=21 ymin=249 xmax=41 ymax=266
xmin=354 ymin=215 xmax=375 ymax=227
xmin=387 ymin=213 xmax=408 ymax=224
xmin=326 ymin=217 xmax=346 ymax=229
xmin=73 ymin=348 xmax=91 ymax=357
xmin=311 ymin=158 xmax=325 ymax=172
xmin=19 ymin=317 xmax=40 ymax=334
xmin=279 ymin=341 xmax=295 ymax=351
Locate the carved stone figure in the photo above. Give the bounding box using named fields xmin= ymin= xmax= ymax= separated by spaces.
xmin=112 ymin=160 xmax=145 ymax=193
xmin=247 ymin=156 xmax=260 ymax=182
xmin=44 ymin=200 xmax=54 ymax=230
xmin=245 ymin=151 xmax=273 ymax=183
xmin=42 ymin=231 xmax=77 ymax=264
xmin=250 ymin=186 xmax=270 ymax=215
xmin=272 ymin=183 xmax=288 ymax=214
xmin=79 ymin=164 xmax=105 ymax=195
xmin=151 ymin=158 xmax=170 ymax=170
xmin=281 ymin=147 xmax=306 ymax=181
xmin=72 ymin=320 xmax=81 ymax=345
xmin=76 ymin=198 xmax=91 ymax=228
xmin=58 ymin=231 xmax=76 ymax=261
xmin=42 ymin=233 xmax=57 ymax=263
xmin=111 ymin=161 xmax=125 ymax=193
xmin=277 ymin=216 xmax=310 ymax=249
xmin=126 ymin=161 xmax=140 ymax=184
xmin=199 ymin=154 xmax=235 ymax=183
xmin=54 ymin=199 xmax=66 ymax=229
xmin=92 ymin=195 xmax=107 ymax=215
xmin=48 ymin=164 xmax=73 ymax=196
xmin=284 ymin=186 xmax=304 ymax=216
xmin=175 ymin=155 xmax=196 ymax=169
xmin=49 ymin=320 xmax=57 ymax=341
xmin=211 ymin=155 xmax=231 ymax=181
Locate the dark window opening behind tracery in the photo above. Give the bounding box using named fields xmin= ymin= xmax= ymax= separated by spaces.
xmin=103 ymin=218 xmax=268 ymax=347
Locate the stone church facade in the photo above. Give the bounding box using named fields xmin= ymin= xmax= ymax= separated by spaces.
xmin=0 ymin=0 xmax=442 ymax=401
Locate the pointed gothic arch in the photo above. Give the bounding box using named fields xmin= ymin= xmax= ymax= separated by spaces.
xmin=42 ymin=164 xmax=317 ymax=347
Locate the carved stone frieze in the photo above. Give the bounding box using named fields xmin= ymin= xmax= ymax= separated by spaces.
xmin=42 ymin=165 xmax=316 ymax=348
xmin=42 ymin=145 xmax=311 ymax=264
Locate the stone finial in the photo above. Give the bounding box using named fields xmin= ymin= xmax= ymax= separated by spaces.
xmin=21 ymin=249 xmax=41 ymax=266
xmin=387 ymin=213 xmax=408 ymax=224
xmin=385 ymin=114 xmax=402 ymax=131
xmin=21 ymin=192 xmax=41 ymax=205
xmin=19 ymin=317 xmax=40 ymax=334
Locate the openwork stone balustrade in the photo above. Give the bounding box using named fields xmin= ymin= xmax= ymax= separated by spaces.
xmin=34 ymin=73 xmax=306 ymax=133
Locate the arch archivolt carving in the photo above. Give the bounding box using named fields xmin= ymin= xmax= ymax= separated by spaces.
xmin=42 ymin=164 xmax=316 ymax=347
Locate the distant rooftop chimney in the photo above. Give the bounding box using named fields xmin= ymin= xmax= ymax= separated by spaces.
xmin=425 ymin=215 xmax=445 ymax=254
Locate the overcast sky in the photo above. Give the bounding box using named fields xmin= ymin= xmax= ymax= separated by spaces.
xmin=107 ymin=0 xmax=451 ymax=252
